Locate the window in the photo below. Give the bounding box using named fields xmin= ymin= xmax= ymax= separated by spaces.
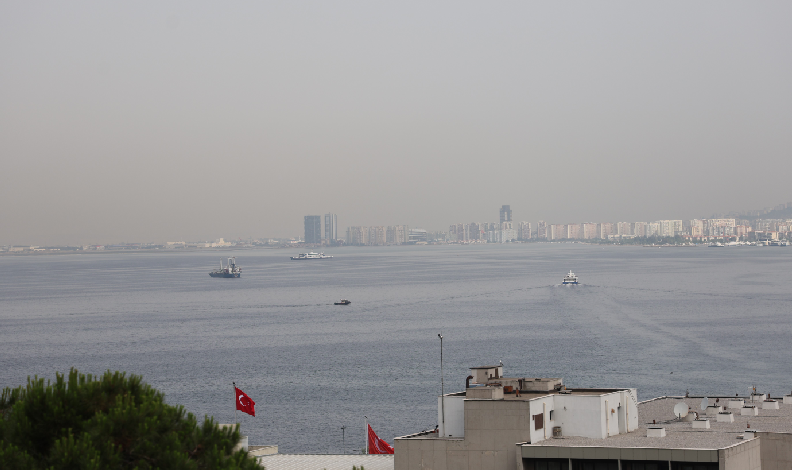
xmin=571 ymin=460 xmax=618 ymax=470
xmin=670 ymin=463 xmax=718 ymax=470
xmin=523 ymin=459 xmax=569 ymax=470
xmin=549 ymin=410 xmax=554 ymax=420
xmin=534 ymin=413 xmax=544 ymax=430
xmin=622 ymin=462 xmax=667 ymax=470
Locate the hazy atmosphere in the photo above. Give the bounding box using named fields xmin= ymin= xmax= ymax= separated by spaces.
xmin=2 ymin=1 xmax=791 ymax=245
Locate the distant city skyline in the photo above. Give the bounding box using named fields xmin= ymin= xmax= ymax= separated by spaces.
xmin=2 ymin=3 xmax=791 ymax=245
xmin=3 ymin=198 xmax=791 ymax=248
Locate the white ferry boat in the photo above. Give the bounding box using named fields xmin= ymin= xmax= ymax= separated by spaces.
xmin=290 ymin=252 xmax=333 ymax=260
xmin=562 ymin=271 xmax=578 ymax=285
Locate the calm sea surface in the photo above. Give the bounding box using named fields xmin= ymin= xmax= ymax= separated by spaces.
xmin=1 ymin=244 xmax=791 ymax=453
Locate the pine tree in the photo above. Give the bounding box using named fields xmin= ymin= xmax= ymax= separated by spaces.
xmin=0 ymin=369 xmax=262 ymax=469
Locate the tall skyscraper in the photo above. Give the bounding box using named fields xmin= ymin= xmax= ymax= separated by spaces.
xmin=324 ymin=213 xmax=337 ymax=242
xmin=304 ymin=215 xmax=322 ymax=244
xmin=499 ymin=205 xmax=512 ymax=229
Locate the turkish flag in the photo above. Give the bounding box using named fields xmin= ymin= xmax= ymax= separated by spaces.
xmin=235 ymin=387 xmax=256 ymax=417
xmin=367 ymin=424 xmax=394 ymax=454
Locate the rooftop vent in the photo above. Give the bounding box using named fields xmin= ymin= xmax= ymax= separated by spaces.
xmin=692 ymin=419 xmax=710 ymax=429
xmin=647 ymin=427 xmax=666 ymax=438
xmin=717 ymin=412 xmax=734 ymax=423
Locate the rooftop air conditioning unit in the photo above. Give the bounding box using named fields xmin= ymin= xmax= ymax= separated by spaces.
xmin=552 ymin=426 xmax=562 ymax=437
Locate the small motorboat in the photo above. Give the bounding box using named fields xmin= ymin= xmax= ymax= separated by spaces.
xmin=334 ymin=299 xmax=351 ymax=305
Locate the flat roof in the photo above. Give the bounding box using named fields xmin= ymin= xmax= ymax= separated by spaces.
xmin=529 ymin=396 xmax=792 ymax=450
xmin=256 ymin=454 xmax=393 ymax=470
xmin=444 ymin=388 xmax=630 ymax=400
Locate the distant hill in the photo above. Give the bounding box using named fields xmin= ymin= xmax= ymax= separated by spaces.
xmin=737 ymin=206 xmax=792 ymax=221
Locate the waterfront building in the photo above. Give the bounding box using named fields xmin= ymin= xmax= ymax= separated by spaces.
xmin=324 ymin=213 xmax=337 ymax=242
xmin=395 ymin=363 xmax=792 ymax=470
xmin=500 ymin=205 xmax=513 ymax=229
xmin=549 ymin=225 xmax=566 ymax=241
xmin=705 ymin=219 xmax=736 ymax=237
xmin=304 ymin=215 xmax=322 ymax=244
xmin=537 ymin=221 xmax=547 ymax=240
xmin=386 ymin=225 xmax=409 ymax=244
xmin=633 ymin=222 xmax=647 ymax=238
xmin=518 ymin=222 xmax=532 ymax=241
xmin=645 ymin=222 xmax=660 ymax=238
xmin=655 ymin=220 xmax=682 ymax=238
xmin=346 ymin=226 xmax=368 ymax=245
xmin=688 ymin=219 xmax=705 ymax=238
xmin=566 ymin=224 xmax=582 ymax=240
xmin=470 ymin=222 xmax=483 ymax=241
xmin=617 ymin=222 xmax=633 ymax=237
xmin=598 ymin=223 xmax=615 ymax=239
xmin=369 ymin=226 xmax=386 ymax=246
xmin=409 ymin=229 xmax=428 ymax=243
xmin=581 ymin=223 xmax=598 ymax=240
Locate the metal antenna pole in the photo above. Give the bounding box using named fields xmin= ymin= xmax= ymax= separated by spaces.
xmin=341 ymin=425 xmax=346 ymax=454
xmin=438 ymin=334 xmax=445 ymax=436
xmin=364 ymin=415 xmax=368 ymax=454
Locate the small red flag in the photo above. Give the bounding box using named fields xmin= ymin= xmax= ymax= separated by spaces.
xmin=367 ymin=424 xmax=394 ymax=454
xmin=235 ymin=387 xmax=256 ymax=417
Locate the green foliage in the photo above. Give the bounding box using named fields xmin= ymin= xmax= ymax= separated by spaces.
xmin=0 ymin=369 xmax=261 ymax=470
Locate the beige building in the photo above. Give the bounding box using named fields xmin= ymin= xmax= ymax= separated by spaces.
xmin=394 ymin=365 xmax=792 ymax=470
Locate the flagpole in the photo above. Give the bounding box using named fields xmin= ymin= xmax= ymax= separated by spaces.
xmin=438 ymin=334 xmax=445 ymax=436
xmin=232 ymin=381 xmax=237 ymax=425
xmin=364 ymin=415 xmax=368 ymax=454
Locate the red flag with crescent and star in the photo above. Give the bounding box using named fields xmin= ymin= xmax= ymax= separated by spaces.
xmin=235 ymin=387 xmax=256 ymax=417
xmin=367 ymin=424 xmax=394 ymax=454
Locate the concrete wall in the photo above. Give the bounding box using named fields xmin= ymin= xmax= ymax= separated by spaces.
xmin=758 ymin=431 xmax=792 ymax=470
xmin=528 ymin=396 xmax=555 ymax=444
xmin=719 ymin=438 xmax=761 ymax=470
xmin=553 ymin=395 xmax=603 ymax=439
xmin=438 ymin=395 xmax=465 ymax=438
xmin=395 ymin=399 xmax=532 ymax=470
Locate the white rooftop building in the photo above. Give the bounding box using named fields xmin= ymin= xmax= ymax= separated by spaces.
xmin=394 ymin=364 xmax=792 ymax=470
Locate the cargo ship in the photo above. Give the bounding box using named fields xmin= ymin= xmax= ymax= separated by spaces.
xmin=210 ymin=257 xmax=241 ymax=278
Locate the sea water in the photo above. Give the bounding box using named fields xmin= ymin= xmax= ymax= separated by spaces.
xmin=1 ymin=244 xmax=791 ymax=453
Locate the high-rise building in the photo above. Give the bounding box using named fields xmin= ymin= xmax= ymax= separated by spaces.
xmin=517 ymin=222 xmax=531 ymax=240
xmin=386 ymin=225 xmax=409 ymax=244
xmin=537 ymin=221 xmax=547 ymax=239
xmin=368 ymin=226 xmax=386 ymax=246
xmin=582 ymin=223 xmax=598 ymax=239
xmin=499 ymin=205 xmax=512 ymax=229
xmin=346 ymin=226 xmax=368 ymax=245
xmin=324 ymin=213 xmax=337 ymax=242
xmin=566 ymin=224 xmax=582 ymax=240
xmin=304 ymin=215 xmax=322 ymax=244
xmin=634 ymin=222 xmax=648 ymax=238
xmin=616 ymin=222 xmax=633 ymax=236
xmin=598 ymin=222 xmax=615 ymax=239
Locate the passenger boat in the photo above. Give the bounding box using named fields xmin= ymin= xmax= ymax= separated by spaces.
xmin=290 ymin=252 xmax=333 ymax=260
xmin=334 ymin=299 xmax=351 ymax=305
xmin=562 ymin=271 xmax=578 ymax=285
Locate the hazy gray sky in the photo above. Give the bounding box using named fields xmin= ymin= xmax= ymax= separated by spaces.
xmin=2 ymin=1 xmax=791 ymax=245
